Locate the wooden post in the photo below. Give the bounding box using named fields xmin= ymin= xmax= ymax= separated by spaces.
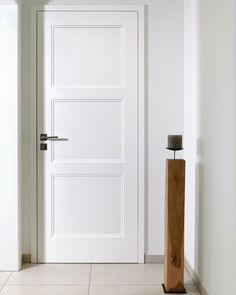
xmin=163 ymin=159 xmax=186 ymax=294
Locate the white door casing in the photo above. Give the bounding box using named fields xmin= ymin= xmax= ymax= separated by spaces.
xmin=36 ymin=6 xmax=144 ymax=263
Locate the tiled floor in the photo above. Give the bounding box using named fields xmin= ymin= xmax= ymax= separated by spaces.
xmin=0 ymin=264 xmax=201 ymax=295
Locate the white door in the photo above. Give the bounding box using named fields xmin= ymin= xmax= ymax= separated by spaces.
xmin=37 ymin=9 xmax=140 ymax=263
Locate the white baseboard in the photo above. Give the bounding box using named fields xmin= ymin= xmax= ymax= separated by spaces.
xmin=184 ymin=258 xmax=209 ymax=295
xmin=145 ymin=255 xmax=164 ymax=263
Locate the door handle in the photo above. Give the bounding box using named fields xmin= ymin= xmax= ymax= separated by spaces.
xmin=40 ymin=133 xmax=68 ymax=141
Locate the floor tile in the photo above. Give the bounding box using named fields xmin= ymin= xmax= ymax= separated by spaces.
xmin=7 ymin=264 xmax=90 ymax=285
xmin=0 ymin=285 xmax=88 ymax=295
xmin=89 ymin=285 xmax=165 ymax=295
xmin=90 ymin=264 xmax=164 ymax=285
xmin=0 ymin=273 xmax=11 ymax=285
xmin=185 ymin=284 xmax=201 ymax=295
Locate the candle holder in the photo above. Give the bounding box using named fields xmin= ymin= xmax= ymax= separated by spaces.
xmin=166 ymin=147 xmax=183 ymax=160
xmin=166 ymin=135 xmax=183 ymax=159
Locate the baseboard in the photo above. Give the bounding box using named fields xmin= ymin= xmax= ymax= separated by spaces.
xmin=22 ymin=254 xmax=31 ymax=264
xmin=184 ymin=258 xmax=209 ymax=295
xmin=145 ymin=254 xmax=164 ymax=263
xmin=21 ymin=254 xmax=162 ymax=264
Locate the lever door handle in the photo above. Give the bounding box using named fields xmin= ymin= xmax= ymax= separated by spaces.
xmin=40 ymin=133 xmax=68 ymax=141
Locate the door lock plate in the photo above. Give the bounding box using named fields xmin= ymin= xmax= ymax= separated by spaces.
xmin=40 ymin=143 xmax=47 ymax=151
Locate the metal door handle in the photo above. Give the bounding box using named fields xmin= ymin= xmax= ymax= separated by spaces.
xmin=40 ymin=133 xmax=68 ymax=141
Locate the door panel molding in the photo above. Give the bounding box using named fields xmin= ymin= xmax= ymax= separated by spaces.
xmin=50 ymin=98 xmax=125 ymax=163
xmin=50 ymin=173 xmax=124 ymax=238
xmin=51 ymin=24 xmax=124 ymax=88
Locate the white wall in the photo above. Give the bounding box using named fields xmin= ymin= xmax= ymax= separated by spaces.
xmin=184 ymin=0 xmax=199 ymax=270
xmin=20 ymin=0 xmax=184 ymax=257
xmin=0 ymin=5 xmax=21 ymax=271
xmin=184 ymin=0 xmax=236 ymax=294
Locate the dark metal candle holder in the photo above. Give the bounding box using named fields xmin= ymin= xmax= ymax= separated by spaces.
xmin=166 ymin=147 xmax=183 ymax=160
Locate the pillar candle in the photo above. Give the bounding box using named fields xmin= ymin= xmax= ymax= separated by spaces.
xmin=167 ymin=135 xmax=183 ymax=150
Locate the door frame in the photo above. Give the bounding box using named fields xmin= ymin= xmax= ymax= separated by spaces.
xmin=30 ymin=4 xmax=145 ymax=263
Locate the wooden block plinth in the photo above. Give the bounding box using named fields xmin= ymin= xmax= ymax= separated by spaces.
xmin=164 ymin=159 xmax=186 ymax=293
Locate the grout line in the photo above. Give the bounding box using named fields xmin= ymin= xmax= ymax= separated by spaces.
xmin=0 ymin=273 xmax=13 ymax=292
xmin=87 ymin=264 xmax=92 ymax=295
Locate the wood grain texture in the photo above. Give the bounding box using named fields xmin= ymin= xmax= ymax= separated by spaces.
xmin=164 ymin=159 xmax=185 ymax=293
